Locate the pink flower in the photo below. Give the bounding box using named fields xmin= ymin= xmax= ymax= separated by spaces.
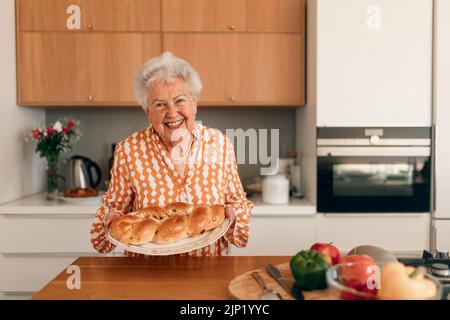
xmin=67 ymin=120 xmax=75 ymax=129
xmin=32 ymin=129 xmax=41 ymax=139
xmin=46 ymin=127 xmax=56 ymax=136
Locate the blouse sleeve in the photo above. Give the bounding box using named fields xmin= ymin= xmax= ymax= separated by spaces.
xmin=90 ymin=141 xmax=135 ymax=253
xmin=223 ymin=136 xmax=254 ymax=248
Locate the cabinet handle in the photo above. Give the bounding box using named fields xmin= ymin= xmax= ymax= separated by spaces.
xmin=228 ymin=24 xmax=236 ymax=31
xmin=228 ymin=96 xmax=236 ymax=102
xmin=87 ymin=96 xmax=94 ymax=102
xmin=87 ymin=24 xmax=93 ymax=30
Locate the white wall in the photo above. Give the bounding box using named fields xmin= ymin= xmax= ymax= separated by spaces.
xmin=47 ymin=107 xmax=297 ymax=189
xmin=0 ymin=0 xmax=45 ymax=203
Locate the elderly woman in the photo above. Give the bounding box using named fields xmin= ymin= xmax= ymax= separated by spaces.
xmin=90 ymin=52 xmax=253 ymax=256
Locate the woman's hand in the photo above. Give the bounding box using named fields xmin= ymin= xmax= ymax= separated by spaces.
xmin=102 ymin=210 xmax=123 ymax=229
xmin=225 ymin=207 xmax=236 ymax=223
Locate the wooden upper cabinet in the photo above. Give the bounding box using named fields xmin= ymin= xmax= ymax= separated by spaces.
xmin=164 ymin=34 xmax=240 ymax=104
xmin=162 ymin=0 xmax=245 ymax=32
xmin=237 ymin=34 xmax=304 ymax=104
xmin=17 ymin=33 xmax=90 ymax=104
xmin=17 ymin=32 xmax=161 ymax=105
xmin=17 ymin=0 xmax=77 ymax=31
xmin=162 ymin=0 xmax=304 ymax=32
xmin=16 ymin=0 xmax=305 ymax=106
xmin=164 ymin=33 xmax=304 ymax=105
xmin=17 ymin=0 xmax=161 ymax=32
xmin=87 ymin=33 xmax=161 ymax=104
xmin=243 ymin=0 xmax=305 ymax=32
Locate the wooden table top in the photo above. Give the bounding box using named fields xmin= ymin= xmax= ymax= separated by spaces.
xmin=32 ymin=256 xmax=291 ymax=300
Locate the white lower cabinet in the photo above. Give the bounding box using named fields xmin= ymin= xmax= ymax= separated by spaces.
xmin=316 ymin=214 xmax=431 ymax=254
xmin=231 ymin=215 xmax=316 ymax=256
xmin=0 ymin=214 xmax=96 ymax=253
xmin=0 ymin=255 xmax=78 ymax=293
xmin=0 ymin=213 xmax=104 ymax=299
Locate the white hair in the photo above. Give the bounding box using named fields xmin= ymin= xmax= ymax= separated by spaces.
xmin=133 ymin=51 xmax=203 ymax=110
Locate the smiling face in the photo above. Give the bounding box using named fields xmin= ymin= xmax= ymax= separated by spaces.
xmin=145 ymin=77 xmax=198 ymax=149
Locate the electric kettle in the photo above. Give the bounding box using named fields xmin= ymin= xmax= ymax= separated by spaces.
xmin=67 ymin=155 xmax=102 ymax=189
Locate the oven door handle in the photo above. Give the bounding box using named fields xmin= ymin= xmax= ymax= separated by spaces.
xmin=317 ymin=147 xmax=431 ymax=157
xmin=317 ymin=138 xmax=431 ymax=146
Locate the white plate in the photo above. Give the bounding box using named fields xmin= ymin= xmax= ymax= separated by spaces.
xmin=56 ymin=193 xmax=104 ymax=205
xmin=106 ymin=218 xmax=232 ymax=256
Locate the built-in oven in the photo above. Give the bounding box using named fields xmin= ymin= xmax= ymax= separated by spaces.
xmin=317 ymin=128 xmax=431 ymax=213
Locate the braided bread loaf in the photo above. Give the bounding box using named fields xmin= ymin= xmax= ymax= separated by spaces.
xmin=109 ymin=203 xmax=225 ymax=245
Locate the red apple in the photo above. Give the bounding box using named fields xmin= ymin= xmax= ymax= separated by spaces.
xmin=340 ymin=254 xmax=377 ymax=287
xmin=310 ymin=242 xmax=341 ymax=265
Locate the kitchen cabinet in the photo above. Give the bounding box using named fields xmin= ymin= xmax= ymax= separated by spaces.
xmin=17 ymin=0 xmax=161 ymax=32
xmin=0 ymin=208 xmax=114 ymax=298
xmin=433 ymin=0 xmax=450 ymax=220
xmin=17 ymin=32 xmax=161 ymax=105
xmin=164 ymin=33 xmax=304 ymax=106
xmin=16 ymin=0 xmax=305 ymax=107
xmin=0 ymin=214 xmax=96 ymax=253
xmin=162 ymin=0 xmax=305 ymax=106
xmin=0 ymin=255 xmax=80 ymax=293
xmin=162 ymin=0 xmax=305 ymax=32
xmin=310 ymin=0 xmax=432 ymax=127
xmin=0 ymin=211 xmax=119 ymax=298
xmin=238 ymin=34 xmax=304 ymax=104
xmin=226 ymin=197 xmax=317 ymax=256
xmin=18 ymin=32 xmax=90 ymax=104
xmin=16 ymin=0 xmax=161 ymax=106
xmin=432 ymin=0 xmax=450 ymax=252
xmin=231 ymin=215 xmax=316 ymax=256
xmin=162 ymin=0 xmax=244 ymax=32
xmin=87 ymin=33 xmax=160 ymax=104
xmin=163 ymin=34 xmax=238 ymax=105
xmin=230 ymin=197 xmax=316 ymax=256
xmin=316 ymin=214 xmax=431 ymax=254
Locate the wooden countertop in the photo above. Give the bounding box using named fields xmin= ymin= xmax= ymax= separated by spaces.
xmin=32 ymin=256 xmax=291 ymax=300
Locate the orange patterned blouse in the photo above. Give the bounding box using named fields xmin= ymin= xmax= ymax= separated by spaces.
xmin=90 ymin=123 xmax=253 ymax=256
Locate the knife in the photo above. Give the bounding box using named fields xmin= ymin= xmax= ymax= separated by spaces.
xmin=265 ymin=263 xmax=304 ymax=300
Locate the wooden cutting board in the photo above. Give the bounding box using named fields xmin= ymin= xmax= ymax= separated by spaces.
xmin=228 ymin=262 xmax=338 ymax=300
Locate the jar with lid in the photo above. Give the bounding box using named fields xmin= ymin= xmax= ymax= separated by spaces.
xmin=262 ymin=173 xmax=290 ymax=204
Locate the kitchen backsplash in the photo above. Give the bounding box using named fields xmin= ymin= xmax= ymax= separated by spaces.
xmin=47 ymin=108 xmax=296 ymax=190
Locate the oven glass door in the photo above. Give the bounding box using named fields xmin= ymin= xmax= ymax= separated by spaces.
xmin=317 ymin=156 xmax=431 ymax=212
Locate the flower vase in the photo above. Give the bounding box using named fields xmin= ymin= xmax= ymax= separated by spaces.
xmin=46 ymin=155 xmax=59 ymax=200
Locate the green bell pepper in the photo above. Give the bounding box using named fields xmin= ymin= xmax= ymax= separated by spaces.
xmin=290 ymin=250 xmax=329 ymax=291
